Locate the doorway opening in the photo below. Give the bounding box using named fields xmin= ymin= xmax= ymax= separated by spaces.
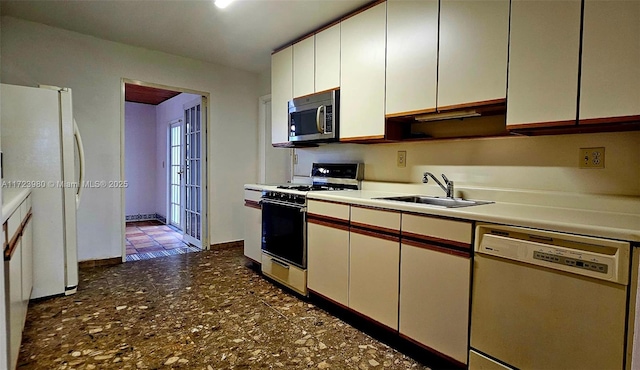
xmin=122 ymin=80 xmax=209 ymax=262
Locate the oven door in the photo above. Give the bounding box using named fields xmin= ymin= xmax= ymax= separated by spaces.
xmin=261 ymin=198 xmax=306 ymax=268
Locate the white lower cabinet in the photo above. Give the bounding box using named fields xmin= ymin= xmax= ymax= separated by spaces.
xmin=399 ymin=242 xmax=471 ymax=365
xmin=243 ymin=189 xmax=262 ymax=263
xmin=7 ymin=241 xmax=22 ymax=370
xmin=307 ymin=220 xmax=350 ymax=306
xmin=349 ymin=230 xmax=399 ymax=329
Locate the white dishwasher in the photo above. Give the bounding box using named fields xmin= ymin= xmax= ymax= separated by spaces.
xmin=470 ymin=224 xmax=630 ymax=370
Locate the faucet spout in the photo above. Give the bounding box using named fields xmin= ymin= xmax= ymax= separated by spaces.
xmin=423 ymin=172 xmax=455 ymax=198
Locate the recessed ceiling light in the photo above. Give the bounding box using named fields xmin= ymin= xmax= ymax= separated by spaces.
xmin=215 ymin=0 xmax=235 ymax=9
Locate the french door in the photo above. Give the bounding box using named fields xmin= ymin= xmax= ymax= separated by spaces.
xmin=168 ymin=98 xmax=206 ymax=249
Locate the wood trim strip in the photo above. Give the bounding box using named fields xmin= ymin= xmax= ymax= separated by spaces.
xmin=402 ymin=231 xmax=470 ymax=250
xmin=385 ymin=107 xmax=437 ymax=118
xmin=579 ymin=115 xmax=640 ymax=126
xmin=351 ymin=203 xmax=401 ymax=214
xmin=339 ymin=135 xmax=386 ymax=143
xmin=79 ymin=256 xmax=123 ymax=269
xmin=308 ymin=288 xmax=350 ymax=311
xmin=294 ymin=87 xmax=339 ymax=100
xmin=307 ymin=198 xmax=351 ymax=207
xmin=507 ymin=119 xmax=577 ymax=130
xmin=244 ymin=200 xmax=261 ymax=210
xmin=350 ymin=225 xmax=400 ymax=243
xmin=3 ymin=222 xmax=7 ymax=251
xmin=341 ymin=0 xmax=386 ymax=22
xmin=307 ymin=214 xmax=350 ymax=232
xmin=402 ymin=238 xmax=470 ymax=258
xmin=351 ymin=221 xmax=399 ymax=237
xmin=5 ymin=231 xmax=20 ymax=261
xmin=436 ymin=98 xmax=506 ymax=112
xmin=398 ymin=333 xmax=466 ymax=369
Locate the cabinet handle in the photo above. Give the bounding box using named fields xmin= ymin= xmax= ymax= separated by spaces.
xmin=316 ymin=105 xmax=325 ymax=134
xmin=271 ymin=258 xmax=290 ymax=269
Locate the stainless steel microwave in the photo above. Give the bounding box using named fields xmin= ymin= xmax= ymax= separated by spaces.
xmin=288 ymin=89 xmax=339 ymax=143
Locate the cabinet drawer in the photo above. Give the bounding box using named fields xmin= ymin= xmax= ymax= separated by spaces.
xmin=7 ymin=207 xmax=22 ymax=244
xmin=402 ymin=214 xmax=472 ymax=246
xmin=244 ymin=189 xmax=262 ymax=203
xmin=261 ymin=252 xmax=307 ymax=296
xmin=307 ymin=200 xmax=349 ymax=221
xmin=351 ymin=206 xmax=400 ymax=232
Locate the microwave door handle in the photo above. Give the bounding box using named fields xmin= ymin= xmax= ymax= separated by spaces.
xmin=316 ymin=105 xmax=325 ymax=134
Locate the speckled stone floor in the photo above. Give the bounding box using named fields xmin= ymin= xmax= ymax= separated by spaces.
xmin=18 ymin=247 xmax=432 ymax=370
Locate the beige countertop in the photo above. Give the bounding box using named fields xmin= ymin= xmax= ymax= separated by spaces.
xmin=2 ymin=188 xmax=31 ymax=224
xmin=306 ymin=189 xmax=640 ymax=243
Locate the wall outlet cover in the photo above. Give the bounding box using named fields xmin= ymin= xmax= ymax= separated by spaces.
xmin=579 ymin=147 xmax=605 ymax=169
xmin=397 ymin=150 xmax=407 ymax=168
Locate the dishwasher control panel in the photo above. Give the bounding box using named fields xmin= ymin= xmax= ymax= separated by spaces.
xmin=475 ymin=224 xmax=630 ymax=285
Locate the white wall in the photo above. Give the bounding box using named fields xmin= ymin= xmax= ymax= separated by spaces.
xmin=154 ymin=92 xmax=201 ymax=220
xmin=1 ymin=16 xmax=260 ymax=261
xmin=124 ymin=102 xmax=157 ymax=217
xmin=295 ymin=130 xmax=640 ymax=196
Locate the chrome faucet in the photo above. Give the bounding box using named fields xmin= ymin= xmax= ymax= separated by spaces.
xmin=423 ymin=172 xmax=455 ymax=198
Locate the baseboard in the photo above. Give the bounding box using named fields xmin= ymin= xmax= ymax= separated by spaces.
xmin=125 ymin=213 xmax=166 ymax=222
xmin=79 ymin=256 xmax=122 ymax=269
xmin=210 ymin=240 xmax=244 ymax=251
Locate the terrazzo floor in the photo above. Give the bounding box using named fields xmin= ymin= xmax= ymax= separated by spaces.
xmin=18 ymin=247 xmax=434 ymax=370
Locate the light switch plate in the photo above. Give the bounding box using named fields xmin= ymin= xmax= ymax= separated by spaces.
xmin=579 ymin=147 xmax=605 ymax=169
xmin=397 ymin=151 xmax=407 ymax=168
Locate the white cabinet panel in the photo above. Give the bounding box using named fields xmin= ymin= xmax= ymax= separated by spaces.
xmin=21 ymin=218 xmax=33 ymax=305
xmin=307 ymin=222 xmax=350 ymax=305
xmin=400 ymin=243 xmax=471 ymax=364
xmin=315 ymin=24 xmax=341 ymax=92
xmin=438 ymin=0 xmax=509 ymax=108
xmin=349 ymin=231 xmax=399 ymax=329
xmin=243 ymin=190 xmax=262 ymax=263
xmin=340 ymin=2 xmax=387 ymax=140
xmin=386 ymin=0 xmax=438 ymax=116
xmin=293 ymin=37 xmax=315 ymax=98
xmin=507 ymin=0 xmax=581 ymax=127
xmin=7 ymin=241 xmax=22 ymax=370
xmin=401 ymin=214 xmax=472 ymax=245
xmin=271 ymin=46 xmax=293 ymax=144
xmin=307 ymin=200 xmax=349 ymax=221
xmin=350 ymin=206 xmax=399 ymax=231
xmin=580 ymin=0 xmax=640 ymax=122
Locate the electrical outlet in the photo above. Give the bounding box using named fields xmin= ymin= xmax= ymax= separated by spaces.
xmin=397 ymin=151 xmax=407 ymax=168
xmin=579 ymin=147 xmax=605 ymax=169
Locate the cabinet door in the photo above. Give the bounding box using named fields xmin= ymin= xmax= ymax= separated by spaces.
xmin=8 ymin=241 xmax=22 ymax=370
xmin=293 ymin=37 xmax=315 ymax=98
xmin=349 ymin=230 xmax=399 ymax=329
xmin=438 ymin=0 xmax=509 ymax=109
xmin=386 ymin=0 xmax=438 ymax=116
xmin=400 ymin=243 xmax=471 ymax=365
xmin=243 ymin=190 xmax=262 ymax=263
xmin=21 ymin=218 xmax=33 ymax=304
xmin=507 ymin=0 xmax=581 ymax=127
xmin=271 ymin=46 xmax=293 ymax=145
xmin=315 ymin=24 xmax=341 ymax=92
xmin=340 ymin=2 xmax=387 ymax=140
xmin=580 ymin=0 xmax=640 ymax=123
xmin=307 ymin=221 xmax=350 ymax=306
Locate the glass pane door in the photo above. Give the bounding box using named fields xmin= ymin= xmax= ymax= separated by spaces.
xmin=183 ymin=101 xmax=202 ymax=248
xmin=169 ymin=120 xmax=183 ymax=228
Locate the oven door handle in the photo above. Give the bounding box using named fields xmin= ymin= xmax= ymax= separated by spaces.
xmin=260 ymin=198 xmax=307 ymax=212
xmin=270 ymin=258 xmax=290 ymax=270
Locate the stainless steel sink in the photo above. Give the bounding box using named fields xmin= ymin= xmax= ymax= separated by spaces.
xmin=375 ymin=195 xmax=493 ymax=208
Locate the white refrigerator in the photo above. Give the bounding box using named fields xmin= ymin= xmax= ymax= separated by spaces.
xmin=1 ymin=83 xmax=85 ymax=299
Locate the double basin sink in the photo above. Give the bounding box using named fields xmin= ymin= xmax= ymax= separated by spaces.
xmin=375 ymin=195 xmax=493 ymax=208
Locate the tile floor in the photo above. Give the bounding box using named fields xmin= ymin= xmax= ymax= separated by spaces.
xmin=18 ymin=247 xmax=436 ymax=370
xmin=126 ymin=221 xmax=200 ymax=261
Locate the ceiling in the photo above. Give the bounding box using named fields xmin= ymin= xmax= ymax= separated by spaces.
xmin=0 ymin=0 xmax=372 ymax=74
xmin=125 ymin=83 xmax=181 ymax=105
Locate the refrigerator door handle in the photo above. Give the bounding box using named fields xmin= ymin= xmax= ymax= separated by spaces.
xmin=73 ymin=119 xmax=86 ymax=209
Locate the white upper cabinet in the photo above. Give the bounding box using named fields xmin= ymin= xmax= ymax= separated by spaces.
xmin=293 ymin=37 xmax=315 ymax=98
xmin=315 ymin=24 xmax=341 ymax=92
xmin=506 ymin=0 xmax=582 ymax=127
xmin=438 ymin=0 xmax=510 ymax=109
xmin=340 ymin=2 xmax=387 ymax=140
xmin=580 ymin=0 xmax=640 ymax=122
xmin=386 ymin=0 xmax=438 ymax=116
xmin=271 ymin=46 xmax=293 ymax=145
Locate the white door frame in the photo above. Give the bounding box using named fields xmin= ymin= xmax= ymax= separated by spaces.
xmin=121 ymin=78 xmax=211 ymax=261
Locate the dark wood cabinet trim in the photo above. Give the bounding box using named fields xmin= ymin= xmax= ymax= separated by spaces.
xmin=401 ymin=231 xmax=470 ymax=250
xmin=386 ymin=107 xmax=437 ymax=118
xmin=436 ymin=98 xmax=506 ymax=112
xmin=294 ymin=87 xmax=340 ymax=100
xmin=402 ymin=238 xmax=470 ymax=258
xmin=308 ymin=198 xmax=351 ymax=207
xmin=339 ymin=135 xmax=387 ymax=143
xmin=308 ymin=215 xmax=350 ymax=232
xmin=351 ymin=203 xmax=401 ymax=214
xmin=4 ymin=211 xmax=33 ymax=261
xmin=507 ymin=119 xmax=577 ymax=130
xmin=350 ymin=225 xmax=400 ymax=243
xmin=579 ymin=115 xmax=640 ymax=126
xmin=244 ymin=200 xmax=261 ymax=210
